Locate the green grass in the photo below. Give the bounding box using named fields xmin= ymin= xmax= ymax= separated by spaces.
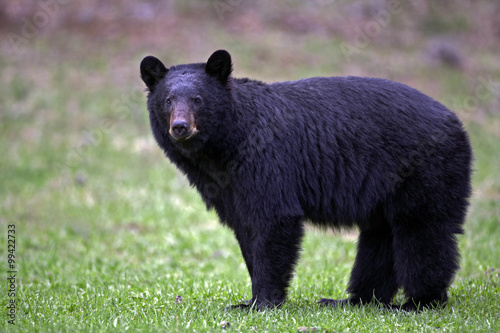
xmin=1 ymin=1 xmax=500 ymax=331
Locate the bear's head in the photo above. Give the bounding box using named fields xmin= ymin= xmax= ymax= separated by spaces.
xmin=140 ymin=50 xmax=233 ymax=155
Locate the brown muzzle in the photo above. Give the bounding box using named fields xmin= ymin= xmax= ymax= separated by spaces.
xmin=169 ymin=103 xmax=198 ymax=141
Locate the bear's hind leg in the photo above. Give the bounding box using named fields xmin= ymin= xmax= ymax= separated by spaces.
xmin=392 ymin=223 xmax=460 ymax=311
xmin=320 ymin=226 xmax=398 ymax=308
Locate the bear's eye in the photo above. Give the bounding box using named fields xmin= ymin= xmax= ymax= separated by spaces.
xmin=165 ymin=97 xmax=172 ymax=105
xmin=193 ymin=96 xmax=202 ymax=104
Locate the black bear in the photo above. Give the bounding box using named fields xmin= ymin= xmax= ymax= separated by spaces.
xmin=140 ymin=50 xmax=472 ymax=311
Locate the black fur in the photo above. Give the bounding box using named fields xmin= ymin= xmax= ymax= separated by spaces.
xmin=140 ymin=50 xmax=472 ymax=311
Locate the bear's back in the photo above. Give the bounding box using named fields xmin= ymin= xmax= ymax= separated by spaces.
xmin=231 ymin=76 xmax=470 ymax=227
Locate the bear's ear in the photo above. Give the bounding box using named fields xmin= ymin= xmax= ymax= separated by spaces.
xmin=140 ymin=56 xmax=169 ymax=90
xmin=205 ymin=50 xmax=232 ymax=84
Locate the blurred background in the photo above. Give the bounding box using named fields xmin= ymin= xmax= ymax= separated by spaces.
xmin=0 ymin=0 xmax=499 ymax=329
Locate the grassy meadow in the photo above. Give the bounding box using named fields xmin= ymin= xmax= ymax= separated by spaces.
xmin=1 ymin=1 xmax=499 ymax=332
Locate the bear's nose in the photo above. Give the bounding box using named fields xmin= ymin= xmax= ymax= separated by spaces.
xmin=171 ymin=120 xmax=190 ymax=140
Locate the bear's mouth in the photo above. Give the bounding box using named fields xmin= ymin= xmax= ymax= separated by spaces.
xmin=169 ymin=126 xmax=199 ymax=142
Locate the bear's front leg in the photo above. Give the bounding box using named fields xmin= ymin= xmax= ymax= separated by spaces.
xmin=246 ymin=216 xmax=304 ymax=310
xmin=226 ymin=225 xmax=255 ymax=310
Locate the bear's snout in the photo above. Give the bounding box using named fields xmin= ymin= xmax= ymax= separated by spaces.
xmin=171 ymin=120 xmax=190 ymax=139
xmin=169 ymin=105 xmax=198 ymax=141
